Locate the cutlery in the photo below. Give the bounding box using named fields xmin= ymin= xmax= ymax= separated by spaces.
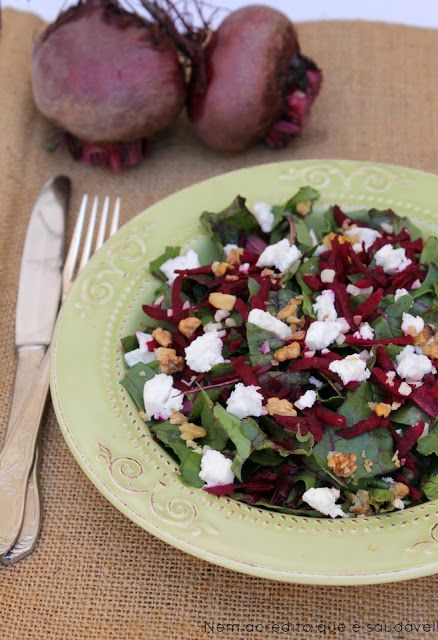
xmin=0 ymin=193 xmax=120 ymax=562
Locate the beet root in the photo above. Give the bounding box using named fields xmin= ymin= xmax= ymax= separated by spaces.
xmin=188 ymin=5 xmax=322 ymax=152
xmin=32 ymin=0 xmax=186 ymax=170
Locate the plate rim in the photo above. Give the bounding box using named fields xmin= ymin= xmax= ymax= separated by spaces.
xmin=51 ymin=158 xmax=438 ymax=585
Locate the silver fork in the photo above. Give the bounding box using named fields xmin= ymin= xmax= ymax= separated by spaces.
xmin=0 ymin=195 xmax=120 ymax=565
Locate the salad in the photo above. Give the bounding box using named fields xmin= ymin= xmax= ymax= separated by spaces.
xmin=120 ymin=186 xmax=438 ymax=518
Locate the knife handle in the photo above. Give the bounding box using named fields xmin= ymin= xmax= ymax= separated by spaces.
xmin=0 ymin=351 xmax=49 ymax=556
xmin=0 ymin=347 xmax=44 ymax=564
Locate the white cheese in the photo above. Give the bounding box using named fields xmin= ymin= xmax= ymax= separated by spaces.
xmin=380 ymin=222 xmax=394 ymax=234
xmin=411 ymin=279 xmax=422 ymax=290
xmin=214 ymin=309 xmax=230 ymax=322
xmin=204 ymin=322 xmax=223 ymax=333
xmin=419 ymin=422 xmax=430 ymax=439
xmin=320 ymin=268 xmax=335 ymax=283
xmin=396 ymin=345 xmax=432 ymax=383
xmin=302 ymin=487 xmax=345 ymax=518
xmin=160 ymin=249 xmax=200 ymax=284
xmin=374 ymin=244 xmax=411 ymax=275
xmin=199 ymin=449 xmax=234 ymax=487
xmin=226 ymin=383 xmax=264 ymax=419
xmin=295 ymin=390 xmax=317 ymax=410
xmin=247 ymin=308 xmax=292 ymax=340
xmin=314 ymin=244 xmax=326 ymax=256
xmin=398 ymin=381 xmax=412 ymax=396
xmin=184 ymin=331 xmax=224 ymax=373
xmin=309 ymin=376 xmax=324 ymax=388
xmin=309 ymin=229 xmax=318 ymax=247
xmin=305 ymin=320 xmax=343 ymax=351
xmin=401 ymin=313 xmax=424 ymax=336
xmin=394 ymin=288 xmax=410 ymax=301
xmin=124 ymin=331 xmax=156 ymax=367
xmin=393 ymin=499 xmax=405 ymax=510
xmin=344 ymin=225 xmax=381 ymax=253
xmin=353 ymin=322 xmax=374 ymax=340
xmin=143 ymin=373 xmax=184 ymax=420
xmin=313 ymin=289 xmax=338 ymax=322
xmin=252 ymin=201 xmax=275 ymax=233
xmin=239 ymin=262 xmax=250 ymax=273
xmin=328 ymin=354 xmax=371 ymax=385
xmin=256 ymin=238 xmax=302 ymax=273
xmin=346 ymin=283 xmax=374 ymax=297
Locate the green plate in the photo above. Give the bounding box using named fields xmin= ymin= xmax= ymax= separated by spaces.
xmin=51 ymin=160 xmax=438 ymax=584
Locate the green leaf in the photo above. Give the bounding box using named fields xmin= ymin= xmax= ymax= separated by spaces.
xmin=391 ymin=403 xmax=429 ymax=427
xmin=295 ymin=219 xmax=314 ymax=248
xmin=368 ymin=488 xmax=395 ymax=512
xmin=247 ymin=277 xmax=260 ymax=298
xmin=120 ymin=363 xmax=156 ymax=411
xmin=189 ymin=388 xmax=222 ymax=421
xmin=258 ymin=370 xmax=310 ymax=393
xmin=312 ymin=426 xmax=397 ymax=482
xmin=338 ymin=382 xmax=373 ymax=427
xmin=416 ymin=421 xmax=438 ymax=456
xmin=149 ymin=246 xmax=180 ymax=281
xmin=284 ymin=186 xmax=320 ymax=213
xmin=371 ymin=295 xmax=414 ymax=339
xmin=420 ymin=237 xmax=438 ymax=265
xmin=180 ymin=452 xmax=203 ymax=488
xmin=200 ymin=196 xmax=258 ymax=252
xmin=150 ymin=422 xmax=190 ymax=462
xmin=120 ymin=334 xmax=138 ymax=354
xmin=267 ymin=288 xmax=298 ymax=314
xmin=287 ymin=427 xmax=315 ymax=456
xmin=246 ymin=322 xmax=283 ymax=366
xmin=422 ymin=473 xmax=438 ymax=500
xmin=369 ymin=208 xmax=422 ymax=239
xmin=302 ymin=206 xmax=336 ymax=241
xmin=199 ymin=391 xmax=229 ymax=450
xmin=412 ymin=264 xmax=438 ymax=300
xmin=295 ymin=256 xmax=319 ymax=316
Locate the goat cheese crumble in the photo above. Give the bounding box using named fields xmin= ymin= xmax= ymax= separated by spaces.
xmin=374 ymin=244 xmax=411 ymax=275
xmin=302 ymin=487 xmax=345 ymax=518
xmin=256 ymin=238 xmax=302 ymax=273
xmin=305 ymin=320 xmax=343 ymax=351
xmin=199 ymin=449 xmax=234 ymax=487
xmin=226 ymin=383 xmax=264 ymax=419
xmin=295 ymin=390 xmax=317 ymax=410
xmin=143 ymin=374 xmax=184 ymax=420
xmin=313 ymin=289 xmax=338 ymax=322
xmin=160 ymin=249 xmax=200 ymax=284
xmin=252 ymin=201 xmax=275 ymax=233
xmin=395 ymin=346 xmax=432 ymax=383
xmin=185 ymin=331 xmax=224 ymax=373
xmin=328 ymin=354 xmax=371 ymax=385
xmin=247 ymin=308 xmax=292 ymax=340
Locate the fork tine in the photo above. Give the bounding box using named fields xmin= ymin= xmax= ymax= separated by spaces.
xmin=63 ymin=194 xmax=88 ymax=290
xmin=94 ymin=196 xmax=109 ymax=252
xmin=109 ymin=197 xmax=121 ymax=237
xmin=79 ymin=196 xmax=98 ymax=272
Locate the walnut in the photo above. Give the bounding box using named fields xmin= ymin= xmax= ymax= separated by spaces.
xmin=413 ymin=327 xmax=432 ymax=346
xmin=261 ymin=268 xmax=275 ymax=277
xmin=211 ymin=261 xmax=231 ymax=278
xmin=322 ymin=232 xmax=358 ymax=250
xmin=392 ymin=451 xmax=402 ymax=468
xmin=291 ymin=330 xmax=306 ymax=341
xmin=327 ymin=451 xmax=358 ymax=478
xmin=274 ymin=342 xmax=301 ymax=362
xmin=421 ymin=334 xmax=438 ymax=359
xmin=178 ymin=317 xmax=201 ymax=338
xmin=363 ymin=459 xmax=374 ymax=473
xmin=155 ymin=347 xmax=184 ymax=374
xmin=179 ymin=422 xmax=207 ymax=441
xmin=225 ymin=274 xmax=239 ymax=282
xmin=373 ymin=402 xmax=392 ymax=418
xmin=227 ymin=248 xmax=242 ymax=266
xmin=152 ymin=327 xmax=172 ymax=348
xmin=296 ymin=201 xmax=312 ymax=216
xmin=266 ymin=397 xmax=297 ymax=417
xmin=169 ymin=411 xmax=187 ymax=425
xmin=349 ymin=489 xmax=373 ymax=515
xmin=277 ymin=297 xmax=303 ymax=324
xmin=389 ymin=482 xmax=410 ymax=500
xmin=138 ymin=411 xmax=148 ymax=422
xmin=208 ymin=292 xmax=237 ymax=311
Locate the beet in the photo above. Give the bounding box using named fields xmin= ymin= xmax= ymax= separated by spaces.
xmin=32 ymin=0 xmax=186 ymax=170
xmin=188 ymin=5 xmax=322 ymax=151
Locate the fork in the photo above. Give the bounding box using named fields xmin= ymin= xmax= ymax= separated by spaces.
xmin=0 ymin=195 xmax=120 ymax=565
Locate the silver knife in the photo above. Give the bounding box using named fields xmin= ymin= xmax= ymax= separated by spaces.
xmin=0 ymin=176 xmax=70 ymax=559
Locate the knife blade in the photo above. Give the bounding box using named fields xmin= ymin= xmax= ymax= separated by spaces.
xmin=0 ymin=176 xmax=70 ymax=558
xmin=16 ymin=176 xmax=70 ymax=347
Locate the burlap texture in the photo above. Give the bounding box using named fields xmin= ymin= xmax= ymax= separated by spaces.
xmin=0 ymin=9 xmax=437 ymax=640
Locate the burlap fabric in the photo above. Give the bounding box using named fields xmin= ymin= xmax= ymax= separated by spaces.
xmin=0 ymin=9 xmax=437 ymax=640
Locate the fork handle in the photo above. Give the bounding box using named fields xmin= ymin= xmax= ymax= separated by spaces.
xmin=0 ymin=351 xmax=49 ymax=556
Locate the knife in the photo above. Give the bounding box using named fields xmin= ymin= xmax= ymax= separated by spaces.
xmin=0 ymin=176 xmax=70 ymax=559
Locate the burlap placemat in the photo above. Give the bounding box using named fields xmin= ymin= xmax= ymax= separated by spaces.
xmin=0 ymin=9 xmax=437 ymax=640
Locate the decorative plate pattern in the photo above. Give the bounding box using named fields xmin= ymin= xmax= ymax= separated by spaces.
xmin=51 ymin=160 xmax=438 ymax=584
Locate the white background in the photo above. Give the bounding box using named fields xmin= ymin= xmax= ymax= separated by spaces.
xmin=2 ymin=0 xmax=438 ymax=28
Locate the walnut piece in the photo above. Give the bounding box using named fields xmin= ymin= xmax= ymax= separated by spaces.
xmin=413 ymin=327 xmax=432 ymax=346
xmin=277 ymin=297 xmax=303 ymax=324
xmin=209 ymin=292 xmax=237 ymax=311
xmin=211 ymin=261 xmax=231 ymax=278
xmin=421 ymin=333 xmax=438 ymax=359
xmin=363 ymin=459 xmax=374 ymax=473
xmin=178 ymin=317 xmax=201 ymax=338
xmin=348 ymin=489 xmax=373 ymax=515
xmin=389 ymin=482 xmax=410 ymax=500
xmin=169 ymin=411 xmax=187 ymax=425
xmin=179 ymin=422 xmax=207 ymax=441
xmin=274 ymin=342 xmax=301 ymax=362
xmin=327 ymin=451 xmax=358 ymax=478
xmin=155 ymin=347 xmax=184 ymax=374
xmin=152 ymin=327 xmax=172 ymax=348
xmin=227 ymin=248 xmax=242 ymax=266
xmin=373 ymin=402 xmax=392 ymax=418
xmin=266 ymin=397 xmax=297 ymax=417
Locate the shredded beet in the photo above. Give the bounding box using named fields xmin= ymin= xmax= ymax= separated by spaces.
xmin=345 ymin=335 xmax=413 ymax=347
xmin=330 ymin=282 xmax=354 ymax=327
xmin=397 ymin=421 xmax=425 ymax=459
xmin=354 ymin=288 xmax=384 ymax=319
xmin=302 ymin=274 xmax=322 ymax=291
xmin=371 ymin=367 xmax=408 ymax=400
xmin=411 ymin=385 xmax=438 ymax=418
xmin=251 ymin=277 xmax=272 ymax=310
xmin=333 ymin=204 xmax=350 ymax=227
xmin=314 ymin=405 xmax=347 ymax=428
xmin=232 ymin=356 xmax=262 ymax=389
xmin=234 ymin=298 xmax=249 ymax=321
xmin=375 ymin=346 xmax=395 ymax=371
xmin=338 ymin=414 xmax=389 ymax=439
